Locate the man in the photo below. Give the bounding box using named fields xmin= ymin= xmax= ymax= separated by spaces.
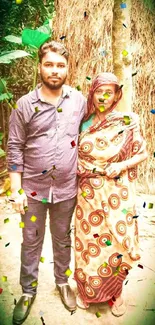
xmin=7 ymin=40 xmax=86 ymax=325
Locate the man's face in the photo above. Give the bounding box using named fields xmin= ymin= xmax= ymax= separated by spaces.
xmin=93 ymin=84 xmax=118 ymax=112
xmin=38 ymin=51 xmax=68 ymax=90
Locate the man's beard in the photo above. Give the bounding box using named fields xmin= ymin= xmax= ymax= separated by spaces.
xmin=41 ymin=74 xmax=67 ymax=90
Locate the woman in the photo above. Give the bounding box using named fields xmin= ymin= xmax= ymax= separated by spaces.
xmin=74 ymin=72 xmax=147 ymax=316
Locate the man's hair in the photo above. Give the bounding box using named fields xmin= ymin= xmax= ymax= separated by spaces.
xmin=38 ymin=40 xmax=69 ymax=63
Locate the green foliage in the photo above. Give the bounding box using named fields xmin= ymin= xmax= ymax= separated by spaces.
xmin=4 ymin=35 xmax=22 ymax=44
xmin=22 ymin=28 xmax=51 ymax=49
xmin=0 ymin=50 xmax=31 ymax=64
xmin=142 ymin=0 xmax=155 ymax=12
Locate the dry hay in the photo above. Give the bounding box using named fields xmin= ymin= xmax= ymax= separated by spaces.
xmin=53 ymin=0 xmax=114 ymax=95
xmin=131 ymin=0 xmax=155 ymax=194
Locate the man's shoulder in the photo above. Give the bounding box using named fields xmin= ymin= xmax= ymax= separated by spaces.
xmin=64 ymin=85 xmax=86 ymax=102
xmin=17 ymin=88 xmax=37 ymax=105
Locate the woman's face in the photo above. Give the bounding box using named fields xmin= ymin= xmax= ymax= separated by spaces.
xmin=93 ymin=84 xmax=118 ymax=112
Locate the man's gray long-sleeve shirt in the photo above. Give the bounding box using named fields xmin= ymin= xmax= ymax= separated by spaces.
xmin=6 ymin=85 xmax=86 ymax=203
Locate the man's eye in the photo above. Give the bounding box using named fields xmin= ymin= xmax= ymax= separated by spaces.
xmin=58 ymin=65 xmax=65 ymax=68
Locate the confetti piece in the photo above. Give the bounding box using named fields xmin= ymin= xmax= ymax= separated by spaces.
xmin=13 ymin=103 xmax=18 ymax=109
xmin=123 ymin=23 xmax=127 ymax=28
xmin=118 ymin=130 xmax=124 ymax=135
xmin=112 ymin=296 xmax=116 ymax=301
xmin=4 ymin=218 xmax=9 ymax=224
xmin=42 ymin=198 xmax=48 ymax=204
xmin=96 ymin=312 xmax=101 ymax=318
xmin=71 ymin=310 xmax=76 ymax=315
xmin=123 ymin=115 xmax=131 ymax=125
xmin=93 ymin=233 xmax=99 ymax=238
xmin=60 ymin=36 xmax=66 ymax=40
xmin=103 ymin=92 xmax=110 ymax=99
xmin=138 ymin=264 xmax=143 ymax=269
xmin=19 ymin=222 xmax=25 ymax=228
xmin=99 ymin=48 xmax=108 ymax=56
xmin=71 ymin=140 xmax=76 ymax=147
xmin=24 ymin=206 xmax=28 ymax=211
xmin=65 ymin=269 xmax=72 ymax=277
xmin=15 ymin=0 xmax=23 ymax=4
xmin=114 ymin=176 xmax=120 ymax=180
xmin=6 ymin=190 xmax=12 ymax=196
xmin=35 ymin=107 xmax=40 ymax=113
xmin=148 ymin=203 xmax=153 ymax=209
xmin=76 ymin=85 xmax=81 ymax=91
xmin=0 ymin=288 xmax=3 ymax=294
xmin=57 ymin=107 xmax=63 ymax=112
xmin=11 ymin=164 xmax=17 ymax=170
xmin=102 ymin=262 xmax=108 ymax=268
xmin=120 ymin=3 xmax=127 ymax=9
xmin=99 ymin=98 xmax=105 ymax=102
xmin=24 ymin=300 xmax=29 ymax=306
xmin=5 ymin=242 xmax=10 ymax=247
xmin=2 ymin=276 xmax=7 ymax=282
xmin=40 ymin=257 xmax=45 ymax=263
xmin=113 ymin=271 xmax=118 ymax=276
xmin=0 ymin=236 xmax=2 ymax=240
xmin=116 ymin=266 xmax=120 ymax=272
xmin=105 ymin=240 xmax=112 ymax=246
xmin=30 ymin=215 xmax=37 ymax=222
xmin=150 ymin=109 xmax=155 ymax=114
xmin=42 ymin=170 xmax=47 ymax=174
xmin=99 ymin=106 xmax=105 ymax=112
xmin=86 ymin=76 xmax=91 ymax=80
xmin=119 ymin=85 xmax=124 ymax=89
xmin=132 ymin=71 xmax=138 ymax=77
xmin=9 ymin=199 xmax=15 ymax=202
xmin=84 ymin=11 xmax=87 ymax=17
xmin=93 ymin=168 xmax=96 ymax=173
xmin=14 ymin=298 xmax=17 ymax=305
xmin=125 ymin=280 xmax=129 ymax=285
xmin=81 ymin=191 xmax=87 ymax=198
xmin=18 ymin=188 xmax=24 ymax=195
xmin=51 ymin=175 xmax=56 ymax=180
xmin=154 ymin=152 xmax=155 ymax=157
xmin=108 ymin=300 xmax=114 ymax=307
xmin=31 ymin=280 xmax=38 ymax=287
xmin=122 ymin=50 xmax=128 ymax=56
xmin=143 ymin=202 xmax=146 ymax=208
xmin=31 ymin=191 xmax=37 ymax=196
xmin=133 ymin=215 xmax=139 ymax=218
xmin=40 ymin=316 xmax=45 ymax=325
xmin=117 ymin=254 xmax=123 ymax=259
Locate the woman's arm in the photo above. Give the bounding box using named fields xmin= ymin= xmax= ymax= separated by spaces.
xmin=120 ymin=151 xmax=148 ymax=172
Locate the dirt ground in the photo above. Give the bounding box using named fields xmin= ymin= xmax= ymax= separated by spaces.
xmin=0 ymin=193 xmax=155 ymax=325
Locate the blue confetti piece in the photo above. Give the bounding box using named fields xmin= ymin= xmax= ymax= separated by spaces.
xmin=11 ymin=165 xmax=17 ymax=170
xmin=117 ymin=254 xmax=123 ymax=259
xmin=42 ymin=170 xmax=47 ymax=174
xmin=120 ymin=3 xmax=126 ymax=8
xmin=143 ymin=202 xmax=146 ymax=208
xmin=150 ymin=109 xmax=155 ymax=114
xmin=133 ymin=215 xmax=139 ymax=219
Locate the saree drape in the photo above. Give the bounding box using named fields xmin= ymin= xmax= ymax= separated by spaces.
xmin=74 ymin=111 xmax=146 ymax=304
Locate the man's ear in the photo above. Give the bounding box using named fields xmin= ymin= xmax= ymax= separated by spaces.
xmin=38 ymin=63 xmax=41 ymax=74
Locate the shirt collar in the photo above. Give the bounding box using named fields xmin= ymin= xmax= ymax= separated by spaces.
xmin=30 ymin=84 xmax=72 ymax=104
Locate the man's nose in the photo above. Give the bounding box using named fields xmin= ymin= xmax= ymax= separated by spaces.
xmin=51 ymin=66 xmax=59 ymax=73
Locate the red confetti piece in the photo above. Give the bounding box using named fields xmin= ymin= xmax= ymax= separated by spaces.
xmin=0 ymin=288 xmax=3 ymax=294
xmin=71 ymin=140 xmax=76 ymax=147
xmin=124 ymin=269 xmax=129 ymax=275
xmin=93 ymin=233 xmax=99 ymax=238
xmin=138 ymin=264 xmax=143 ymax=269
xmin=108 ymin=300 xmax=114 ymax=307
xmin=31 ymin=191 xmax=37 ymax=197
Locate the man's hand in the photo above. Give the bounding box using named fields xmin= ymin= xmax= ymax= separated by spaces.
xmin=105 ymin=163 xmax=125 ymax=178
xmin=10 ymin=191 xmax=28 ymax=215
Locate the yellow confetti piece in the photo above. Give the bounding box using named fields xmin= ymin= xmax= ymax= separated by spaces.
xmin=18 ymin=188 xmax=25 ymax=195
xmin=57 ymin=107 xmax=63 ymax=113
xmin=116 ymin=266 xmax=121 ymax=272
xmin=103 ymin=92 xmax=110 ymax=99
xmin=2 ymin=276 xmax=7 ymax=282
xmin=6 ymin=190 xmax=12 ymax=196
xmin=99 ymin=106 xmax=105 ymax=112
xmin=24 ymin=300 xmax=29 ymax=306
xmin=31 ymin=280 xmax=38 ymax=287
xmin=40 ymin=257 xmax=45 ymax=263
xmin=123 ymin=116 xmax=131 ymax=125
xmin=24 ymin=206 xmax=28 ymax=211
xmin=13 ymin=103 xmax=18 ymax=109
xmin=19 ymin=222 xmax=25 ymax=228
xmin=96 ymin=312 xmax=101 ymax=318
xmin=4 ymin=218 xmax=9 ymax=224
xmin=81 ymin=191 xmax=87 ymax=198
xmin=102 ymin=262 xmax=108 ymax=268
xmin=0 ymin=236 xmax=2 ymax=240
xmin=35 ymin=107 xmax=40 ymax=113
xmin=113 ymin=271 xmax=119 ymax=276
xmin=30 ymin=215 xmax=37 ymax=222
xmin=122 ymin=50 xmax=128 ymax=57
xmin=65 ymin=269 xmax=72 ymax=277
xmin=148 ymin=203 xmax=153 ymax=209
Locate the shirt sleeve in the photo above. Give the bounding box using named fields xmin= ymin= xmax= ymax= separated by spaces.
xmin=6 ymin=97 xmax=27 ymax=172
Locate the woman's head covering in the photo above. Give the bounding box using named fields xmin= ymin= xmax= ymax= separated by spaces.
xmin=85 ymin=72 xmax=123 ymax=120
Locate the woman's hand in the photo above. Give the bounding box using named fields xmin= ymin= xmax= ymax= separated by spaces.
xmin=105 ymin=162 xmax=125 ymax=178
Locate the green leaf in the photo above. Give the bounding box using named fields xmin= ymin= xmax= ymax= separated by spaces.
xmin=4 ymin=35 xmax=22 ymax=44
xmin=0 ymin=79 xmax=7 ymax=94
xmin=0 ymin=92 xmax=13 ymax=101
xmin=0 ymin=148 xmax=6 ymax=158
xmin=37 ymin=24 xmax=51 ymax=35
xmin=0 ymin=50 xmax=31 ymax=64
xmin=22 ymin=29 xmax=51 ymax=49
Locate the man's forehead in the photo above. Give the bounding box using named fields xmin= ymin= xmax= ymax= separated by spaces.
xmin=42 ymin=51 xmax=67 ymax=64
